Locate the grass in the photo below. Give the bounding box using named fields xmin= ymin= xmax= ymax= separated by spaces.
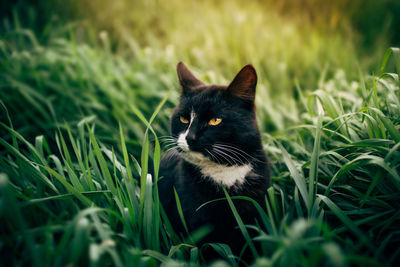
xmin=1 ymin=1 xmax=400 ymax=266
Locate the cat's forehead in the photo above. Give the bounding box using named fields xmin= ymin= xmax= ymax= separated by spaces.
xmin=180 ymin=86 xmax=229 ymax=113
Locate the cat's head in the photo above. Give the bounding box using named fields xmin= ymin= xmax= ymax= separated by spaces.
xmin=170 ymin=62 xmax=262 ymax=167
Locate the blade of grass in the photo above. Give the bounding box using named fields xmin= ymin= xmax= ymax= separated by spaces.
xmin=222 ymin=187 xmax=258 ymax=258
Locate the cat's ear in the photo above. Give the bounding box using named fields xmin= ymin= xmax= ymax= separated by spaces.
xmin=177 ymin=62 xmax=204 ymax=92
xmin=227 ymin=64 xmax=257 ymax=102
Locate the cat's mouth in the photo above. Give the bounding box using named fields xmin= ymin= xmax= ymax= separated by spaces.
xmin=183 ymin=150 xmax=209 ymax=163
xmin=175 ymin=139 xmax=215 ymax=164
xmin=177 ymin=143 xmax=210 ymax=161
xmin=178 ymin=144 xmax=245 ymax=167
xmin=174 ymin=135 xmax=252 ymax=166
xmin=177 ymin=139 xmax=190 ymax=152
xmin=180 ymin=143 xmax=255 ymax=168
xmin=176 ymin=136 xmax=205 ymax=153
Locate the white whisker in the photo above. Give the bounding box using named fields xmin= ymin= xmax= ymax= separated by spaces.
xmin=205 ymin=148 xmax=222 ymax=165
xmin=213 ymin=146 xmax=248 ymax=165
xmin=212 ymin=147 xmax=240 ymax=166
xmin=214 ymin=143 xmax=260 ymax=163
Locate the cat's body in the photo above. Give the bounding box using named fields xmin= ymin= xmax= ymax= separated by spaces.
xmin=158 ymin=62 xmax=270 ymax=261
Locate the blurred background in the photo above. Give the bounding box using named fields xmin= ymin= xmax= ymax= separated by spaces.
xmin=1 ymin=0 xmax=399 ymax=154
xmin=1 ymin=1 xmax=400 ymax=265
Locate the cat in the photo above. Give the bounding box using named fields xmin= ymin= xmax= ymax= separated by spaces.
xmin=158 ymin=62 xmax=270 ymax=263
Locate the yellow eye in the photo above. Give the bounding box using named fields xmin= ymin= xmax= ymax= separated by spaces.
xmin=180 ymin=116 xmax=189 ymax=124
xmin=209 ymin=118 xmax=222 ymax=126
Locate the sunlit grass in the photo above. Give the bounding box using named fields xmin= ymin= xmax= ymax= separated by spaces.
xmin=1 ymin=36 xmax=400 ymax=265
xmin=1 ymin=1 xmax=400 ymax=265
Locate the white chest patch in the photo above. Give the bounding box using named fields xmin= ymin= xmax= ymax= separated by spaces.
xmin=183 ymin=151 xmax=252 ymax=187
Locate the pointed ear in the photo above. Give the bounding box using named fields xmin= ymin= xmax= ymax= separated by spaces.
xmin=177 ymin=62 xmax=204 ymax=92
xmin=227 ymin=64 xmax=257 ymax=102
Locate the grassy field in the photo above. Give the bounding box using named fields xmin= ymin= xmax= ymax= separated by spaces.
xmin=1 ymin=1 xmax=400 ymax=266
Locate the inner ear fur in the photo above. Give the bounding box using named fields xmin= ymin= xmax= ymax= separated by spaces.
xmin=177 ymin=62 xmax=204 ymax=92
xmin=227 ymin=64 xmax=257 ymax=102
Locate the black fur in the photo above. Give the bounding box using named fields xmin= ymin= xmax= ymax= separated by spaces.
xmin=158 ymin=62 xmax=270 ymax=263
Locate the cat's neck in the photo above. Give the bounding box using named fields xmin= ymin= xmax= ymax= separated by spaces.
xmin=181 ymin=151 xmax=255 ymax=188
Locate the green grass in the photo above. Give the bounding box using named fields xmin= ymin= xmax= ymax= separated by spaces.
xmin=1 ymin=2 xmax=400 ymax=266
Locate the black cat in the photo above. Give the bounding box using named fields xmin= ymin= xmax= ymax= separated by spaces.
xmin=158 ymin=62 xmax=270 ymax=263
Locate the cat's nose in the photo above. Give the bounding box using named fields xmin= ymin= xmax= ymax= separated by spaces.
xmin=186 ymin=133 xmax=196 ymax=146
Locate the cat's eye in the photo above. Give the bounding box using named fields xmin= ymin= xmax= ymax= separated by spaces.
xmin=209 ymin=118 xmax=222 ymax=126
xmin=180 ymin=116 xmax=189 ymax=124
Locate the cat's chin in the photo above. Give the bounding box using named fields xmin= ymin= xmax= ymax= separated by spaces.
xmin=181 ymin=149 xmax=227 ymax=167
xmin=181 ymin=150 xmax=211 ymax=164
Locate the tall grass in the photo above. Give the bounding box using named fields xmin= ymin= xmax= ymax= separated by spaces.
xmin=1 ymin=2 xmax=400 ymax=265
xmin=1 ymin=36 xmax=400 ymax=265
xmin=0 ymin=25 xmax=178 ymax=158
xmin=1 ymin=0 xmax=396 ymax=144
